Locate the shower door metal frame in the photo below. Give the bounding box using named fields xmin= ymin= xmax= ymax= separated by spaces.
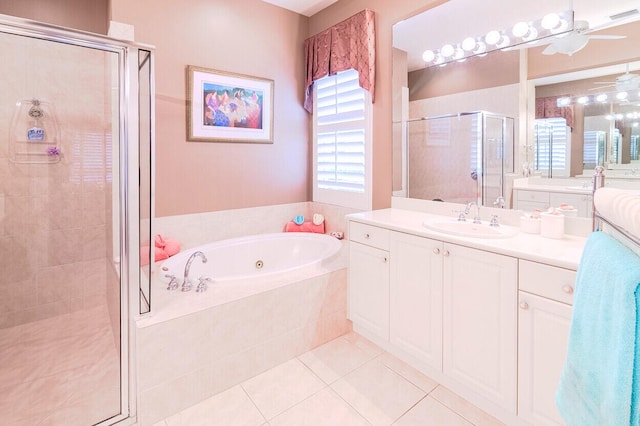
xmin=0 ymin=14 xmax=154 ymax=425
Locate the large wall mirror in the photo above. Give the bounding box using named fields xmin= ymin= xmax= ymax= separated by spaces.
xmin=393 ymin=0 xmax=640 ymax=210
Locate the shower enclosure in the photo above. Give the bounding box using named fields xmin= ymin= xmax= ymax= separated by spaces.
xmin=407 ymin=111 xmax=514 ymax=206
xmin=0 ymin=15 xmax=153 ymax=425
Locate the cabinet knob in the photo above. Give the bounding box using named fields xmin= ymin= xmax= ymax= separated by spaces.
xmin=443 ymin=250 xmax=450 ymax=257
xmin=561 ymin=285 xmax=574 ymax=294
xmin=433 ymin=248 xmax=440 ymax=255
xmin=381 ymin=256 xmax=388 ymax=263
xmin=364 ymin=233 xmax=370 ymax=239
xmin=519 ymin=301 xmax=529 ymax=310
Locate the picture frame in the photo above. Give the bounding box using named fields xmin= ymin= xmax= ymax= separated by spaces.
xmin=186 ymin=65 xmax=274 ymax=143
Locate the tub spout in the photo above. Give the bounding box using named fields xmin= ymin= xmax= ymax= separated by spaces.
xmin=182 ymin=251 xmax=207 ymax=292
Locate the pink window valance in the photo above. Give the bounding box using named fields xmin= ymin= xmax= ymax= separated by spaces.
xmin=535 ymin=96 xmax=574 ymax=130
xmin=304 ymin=9 xmax=376 ymax=113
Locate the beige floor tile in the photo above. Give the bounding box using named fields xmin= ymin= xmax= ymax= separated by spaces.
xmin=165 ymin=385 xmax=265 ymax=426
xmin=429 ymin=385 xmax=505 ymax=426
xmin=378 ymin=352 xmax=439 ymax=393
xmin=241 ymin=358 xmax=326 ymax=420
xmin=393 ymin=396 xmax=472 ymax=426
xmin=331 ymin=358 xmax=426 ymax=426
xmin=270 ymin=387 xmax=370 ymax=426
xmin=298 ymin=331 xmax=383 ymax=384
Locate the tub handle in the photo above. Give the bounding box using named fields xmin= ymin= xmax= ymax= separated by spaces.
xmin=196 ymin=276 xmax=213 ymax=293
xmin=165 ymin=274 xmax=179 ymax=291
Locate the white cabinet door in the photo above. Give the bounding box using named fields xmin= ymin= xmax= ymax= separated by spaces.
xmin=443 ymin=244 xmax=518 ymax=414
xmin=518 ymin=291 xmax=572 ymax=426
xmin=389 ymin=232 xmax=443 ymax=370
xmin=348 ymin=241 xmax=390 ymax=341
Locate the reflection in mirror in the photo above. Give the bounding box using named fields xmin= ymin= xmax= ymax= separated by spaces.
xmin=532 ymin=61 xmax=640 ymax=179
xmin=393 ymin=1 xmax=640 ymax=210
xmin=407 ymin=112 xmax=514 ymax=205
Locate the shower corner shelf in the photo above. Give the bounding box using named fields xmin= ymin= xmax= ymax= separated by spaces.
xmin=8 ymin=99 xmax=62 ymax=164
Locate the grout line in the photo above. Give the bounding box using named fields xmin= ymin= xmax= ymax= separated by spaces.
xmin=240 ymin=383 xmax=269 ymax=424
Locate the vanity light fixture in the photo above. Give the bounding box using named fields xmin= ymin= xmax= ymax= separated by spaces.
xmin=421 ymin=10 xmax=572 ymax=67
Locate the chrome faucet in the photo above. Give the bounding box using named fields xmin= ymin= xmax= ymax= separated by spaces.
xmin=493 ymin=196 xmax=506 ymax=209
xmin=465 ymin=202 xmax=482 ymax=224
xmin=182 ymin=251 xmax=207 ymax=292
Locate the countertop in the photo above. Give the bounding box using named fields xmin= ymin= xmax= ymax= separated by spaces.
xmin=347 ymin=208 xmax=587 ymax=270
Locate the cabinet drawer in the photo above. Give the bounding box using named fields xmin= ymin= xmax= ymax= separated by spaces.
xmin=517 ymin=190 xmax=550 ymax=204
xmin=349 ymin=221 xmax=390 ymax=250
xmin=519 ymin=260 xmax=576 ymax=305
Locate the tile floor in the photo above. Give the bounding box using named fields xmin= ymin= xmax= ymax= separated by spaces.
xmin=152 ymin=332 xmax=504 ymax=426
xmin=0 ymin=304 xmax=120 ymax=426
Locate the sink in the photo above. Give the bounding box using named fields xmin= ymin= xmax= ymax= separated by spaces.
xmin=423 ymin=218 xmax=518 ymax=239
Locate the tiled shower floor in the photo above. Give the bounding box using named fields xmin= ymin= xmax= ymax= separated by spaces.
xmin=0 ymin=304 xmax=120 ymax=425
xmin=152 ymin=332 xmax=505 ymax=426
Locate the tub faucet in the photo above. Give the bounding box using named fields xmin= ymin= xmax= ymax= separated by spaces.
xmin=465 ymin=202 xmax=482 ymax=224
xmin=182 ymin=251 xmax=207 ymax=292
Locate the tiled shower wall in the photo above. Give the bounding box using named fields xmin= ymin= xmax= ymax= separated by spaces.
xmin=0 ymin=32 xmax=117 ymax=329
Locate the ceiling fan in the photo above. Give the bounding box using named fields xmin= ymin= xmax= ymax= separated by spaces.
xmin=591 ymin=65 xmax=640 ymax=92
xmin=540 ymin=20 xmax=626 ymax=56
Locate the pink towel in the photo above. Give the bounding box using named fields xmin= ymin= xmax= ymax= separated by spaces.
xmin=140 ymin=234 xmax=182 ymax=266
xmin=284 ymin=221 xmax=325 ymax=234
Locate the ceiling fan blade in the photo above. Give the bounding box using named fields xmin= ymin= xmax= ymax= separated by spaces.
xmin=587 ymin=35 xmax=627 ymax=40
xmin=542 ymin=44 xmax=558 ymax=55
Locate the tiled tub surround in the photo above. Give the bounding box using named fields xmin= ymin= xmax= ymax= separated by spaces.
xmin=136 ymin=202 xmax=355 ymax=425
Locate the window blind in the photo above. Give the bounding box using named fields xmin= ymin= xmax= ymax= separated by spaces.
xmin=315 ymin=69 xmax=366 ymax=193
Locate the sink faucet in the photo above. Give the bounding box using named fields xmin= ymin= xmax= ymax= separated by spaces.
xmin=182 ymin=251 xmax=207 ymax=292
xmin=465 ymin=202 xmax=482 ymax=224
xmin=493 ymin=196 xmax=506 ymax=209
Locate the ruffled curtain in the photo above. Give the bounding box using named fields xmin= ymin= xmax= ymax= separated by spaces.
xmin=535 ymin=96 xmax=574 ymax=130
xmin=304 ymin=9 xmax=376 ymax=113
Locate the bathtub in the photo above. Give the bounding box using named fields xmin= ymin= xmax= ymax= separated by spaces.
xmin=136 ymin=231 xmax=350 ymax=425
xmin=159 ymin=232 xmax=342 ymax=283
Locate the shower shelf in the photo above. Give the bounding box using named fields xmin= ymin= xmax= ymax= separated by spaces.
xmin=9 ymin=99 xmax=62 ymax=164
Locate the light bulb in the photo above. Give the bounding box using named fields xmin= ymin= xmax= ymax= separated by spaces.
xmin=422 ymin=49 xmax=435 ymax=62
xmin=616 ymin=91 xmax=628 ymax=100
xmin=557 ymin=97 xmax=571 ymax=107
xmin=441 ymin=44 xmax=455 ymax=57
xmin=605 ymin=114 xmax=613 ymax=120
xmin=433 ymin=54 xmax=445 ymax=65
xmin=554 ymin=18 xmax=569 ymax=33
xmin=472 ymin=41 xmax=486 ymax=55
xmin=485 ymin=30 xmax=501 ymax=45
xmin=512 ymin=22 xmax=529 ymax=38
xmin=461 ymin=37 xmax=476 ymax=51
xmin=523 ymin=27 xmax=538 ymax=42
xmin=615 ymin=113 xmax=624 ymax=120
xmin=577 ymin=96 xmax=589 ymax=104
xmin=541 ymin=13 xmax=560 ymax=30
xmin=596 ymin=94 xmax=608 ymax=102
xmin=496 ymin=35 xmax=510 ymax=49
xmin=453 ymin=47 xmax=465 ymax=60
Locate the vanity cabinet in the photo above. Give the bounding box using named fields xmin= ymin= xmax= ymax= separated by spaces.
xmin=442 ymin=244 xmax=518 ymax=414
xmin=389 ymin=232 xmax=443 ymax=371
xmin=347 ymin=217 xmax=579 ymax=425
xmin=518 ymin=260 xmax=575 ymax=426
xmin=348 ymin=222 xmax=390 ymax=341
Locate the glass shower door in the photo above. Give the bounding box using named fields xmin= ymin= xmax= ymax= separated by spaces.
xmin=0 ymin=28 xmax=123 ymax=425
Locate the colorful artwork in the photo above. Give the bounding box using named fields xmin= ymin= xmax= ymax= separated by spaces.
xmin=187 ymin=66 xmax=273 ymax=143
xmin=203 ymin=84 xmax=263 ymax=129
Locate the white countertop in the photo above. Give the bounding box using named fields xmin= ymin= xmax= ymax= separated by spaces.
xmin=347 ymin=208 xmax=587 ymax=270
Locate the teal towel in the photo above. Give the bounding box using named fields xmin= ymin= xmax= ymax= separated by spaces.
xmin=556 ymin=232 xmax=640 ymax=425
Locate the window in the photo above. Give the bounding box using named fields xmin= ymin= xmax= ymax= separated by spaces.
xmin=313 ymin=69 xmax=372 ymax=210
xmin=533 ymin=118 xmax=570 ymax=177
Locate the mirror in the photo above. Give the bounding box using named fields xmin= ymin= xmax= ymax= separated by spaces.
xmin=393 ymin=0 xmax=640 ymax=209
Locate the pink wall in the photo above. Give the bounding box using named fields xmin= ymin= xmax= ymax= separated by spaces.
xmin=111 ymin=0 xmax=310 ymax=216
xmin=0 ymin=0 xmax=108 ymax=34
xmin=308 ymin=0 xmax=446 ymax=209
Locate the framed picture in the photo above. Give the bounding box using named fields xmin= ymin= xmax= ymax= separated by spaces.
xmin=186 ymin=65 xmax=274 ymax=143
